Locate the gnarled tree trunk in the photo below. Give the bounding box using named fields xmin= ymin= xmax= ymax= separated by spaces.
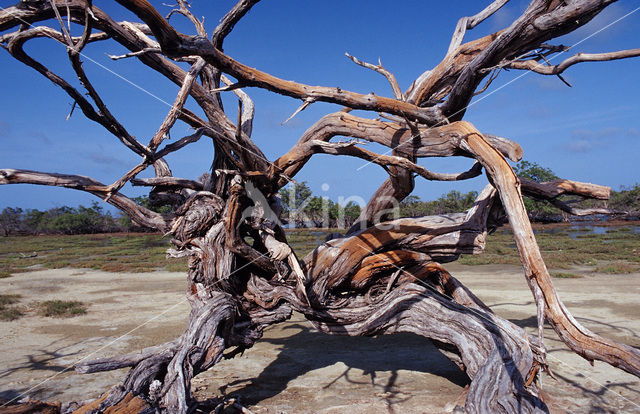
xmin=1 ymin=0 xmax=639 ymax=413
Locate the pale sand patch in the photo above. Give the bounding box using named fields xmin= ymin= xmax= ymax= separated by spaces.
xmin=0 ymin=266 xmax=639 ymax=413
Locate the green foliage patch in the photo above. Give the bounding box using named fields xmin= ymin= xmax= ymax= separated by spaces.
xmin=279 ymin=182 xmax=362 ymax=228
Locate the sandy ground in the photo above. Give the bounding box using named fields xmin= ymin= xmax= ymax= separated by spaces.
xmin=1 ymin=265 xmax=639 ymax=413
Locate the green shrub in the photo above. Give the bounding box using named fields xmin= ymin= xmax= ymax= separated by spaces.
xmin=38 ymin=300 xmax=87 ymax=317
xmin=0 ymin=294 xmax=22 ymax=321
xmin=0 ymin=307 xmax=23 ymax=321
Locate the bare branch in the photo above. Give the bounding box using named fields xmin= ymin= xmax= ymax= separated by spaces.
xmin=149 ymin=58 xmax=206 ymax=151
xmin=212 ymin=0 xmax=261 ymax=50
xmin=273 ymin=112 xmax=522 ymax=187
xmin=441 ymin=0 xmax=618 ymax=119
xmin=447 ymin=0 xmax=510 ymax=54
xmin=520 ymin=177 xmax=610 ymax=200
xmin=3 ymin=27 xmax=149 ymax=156
xmin=70 ymin=2 xmax=94 ymax=54
xmin=67 ymin=44 xmax=150 ymax=158
xmin=404 ymin=32 xmax=499 ymax=105
xmin=115 ymin=0 xmax=447 ymax=125
xmin=131 ymin=177 xmax=204 ymax=190
xmin=548 ymin=199 xmax=613 ymax=216
xmin=106 ymin=162 xmax=149 ymax=197
xmin=0 ymin=169 xmax=170 ymax=231
xmin=472 ymin=67 xmax=501 ymax=96
xmin=168 ymin=0 xmax=206 ymax=37
xmin=458 ymin=122 xmax=640 ymax=377
xmin=281 ymin=98 xmax=315 ymax=126
xmin=221 ymin=74 xmax=254 ymax=137
xmin=107 ymin=47 xmax=161 ymax=60
xmin=47 ymin=0 xmax=74 ymax=46
xmin=156 ymin=127 xmax=212 ymax=158
xmin=292 ymin=140 xmax=484 ymax=182
xmin=2 ymin=2 xmax=638 ymax=412
xmin=345 ymin=53 xmax=403 ymax=100
xmin=208 ymin=82 xmax=246 ymax=93
xmin=505 ymin=48 xmax=640 ymax=75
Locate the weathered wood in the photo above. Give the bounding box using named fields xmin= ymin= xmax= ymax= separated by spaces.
xmin=0 ymin=399 xmax=60 ymax=414
xmin=446 ymin=0 xmax=510 ymax=54
xmin=2 ymin=1 xmax=639 ymax=413
xmin=458 ymin=121 xmax=640 ymax=377
xmin=130 ymin=177 xmax=204 ymax=191
xmin=505 ymin=48 xmax=640 ymax=74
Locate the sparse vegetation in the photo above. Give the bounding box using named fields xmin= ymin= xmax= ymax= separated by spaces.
xmin=1 ymin=224 xmax=638 ymax=277
xmin=595 ymin=262 xmax=639 ymax=274
xmin=0 ymin=293 xmax=22 ymax=321
xmin=0 ymin=295 xmax=88 ymax=320
xmin=459 ymin=223 xmax=640 ymax=273
xmin=0 ymin=307 xmax=23 ymax=321
xmin=552 ymin=272 xmax=584 ymax=279
xmin=0 ymin=233 xmax=187 ymax=276
xmin=37 ymin=300 xmax=87 ymax=317
xmin=0 ymin=293 xmax=21 ymax=306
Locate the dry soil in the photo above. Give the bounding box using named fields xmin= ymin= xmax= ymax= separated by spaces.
xmin=1 ymin=265 xmax=639 ymax=413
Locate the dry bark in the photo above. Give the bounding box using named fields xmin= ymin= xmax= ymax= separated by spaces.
xmin=1 ymin=1 xmax=639 ymax=413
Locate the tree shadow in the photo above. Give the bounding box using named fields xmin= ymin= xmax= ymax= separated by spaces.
xmin=0 ymin=338 xmax=82 ymax=402
xmin=0 ymin=339 xmax=80 ymax=380
xmin=215 ymin=323 xmax=469 ymax=413
xmin=509 ymin=315 xmax=539 ymax=329
xmin=550 ymin=371 xmax=640 ymax=413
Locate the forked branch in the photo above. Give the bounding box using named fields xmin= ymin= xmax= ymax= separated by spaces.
xmin=505 ymin=48 xmax=640 ymax=75
xmin=447 ymin=0 xmax=510 ymax=54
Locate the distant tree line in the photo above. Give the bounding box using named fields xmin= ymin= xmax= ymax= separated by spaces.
xmin=393 ymin=161 xmax=640 ymax=222
xmin=399 ymin=191 xmax=479 ymax=218
xmin=513 ymin=161 xmax=640 ymax=221
xmin=2 ymin=164 xmax=638 ymax=235
xmin=0 ymin=202 xmax=120 ymax=236
xmin=0 ymin=198 xmax=159 ymax=236
xmin=278 ymin=182 xmax=362 ymax=228
xmin=609 ymin=184 xmax=640 ymax=214
xmin=278 ymin=182 xmax=482 ymax=228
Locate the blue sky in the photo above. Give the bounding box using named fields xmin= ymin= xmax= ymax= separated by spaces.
xmin=1 ymin=0 xmax=639 ymax=211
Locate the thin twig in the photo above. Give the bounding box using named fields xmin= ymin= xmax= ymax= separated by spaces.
xmin=345 ymin=53 xmax=403 ymax=100
xmin=107 ymin=47 xmax=161 ymax=60
xmin=282 ymin=98 xmax=315 ymax=125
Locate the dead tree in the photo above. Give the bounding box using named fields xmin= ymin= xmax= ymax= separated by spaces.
xmin=1 ymin=1 xmax=639 ymax=412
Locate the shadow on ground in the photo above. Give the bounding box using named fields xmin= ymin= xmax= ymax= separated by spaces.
xmin=203 ymin=323 xmax=469 ymax=412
